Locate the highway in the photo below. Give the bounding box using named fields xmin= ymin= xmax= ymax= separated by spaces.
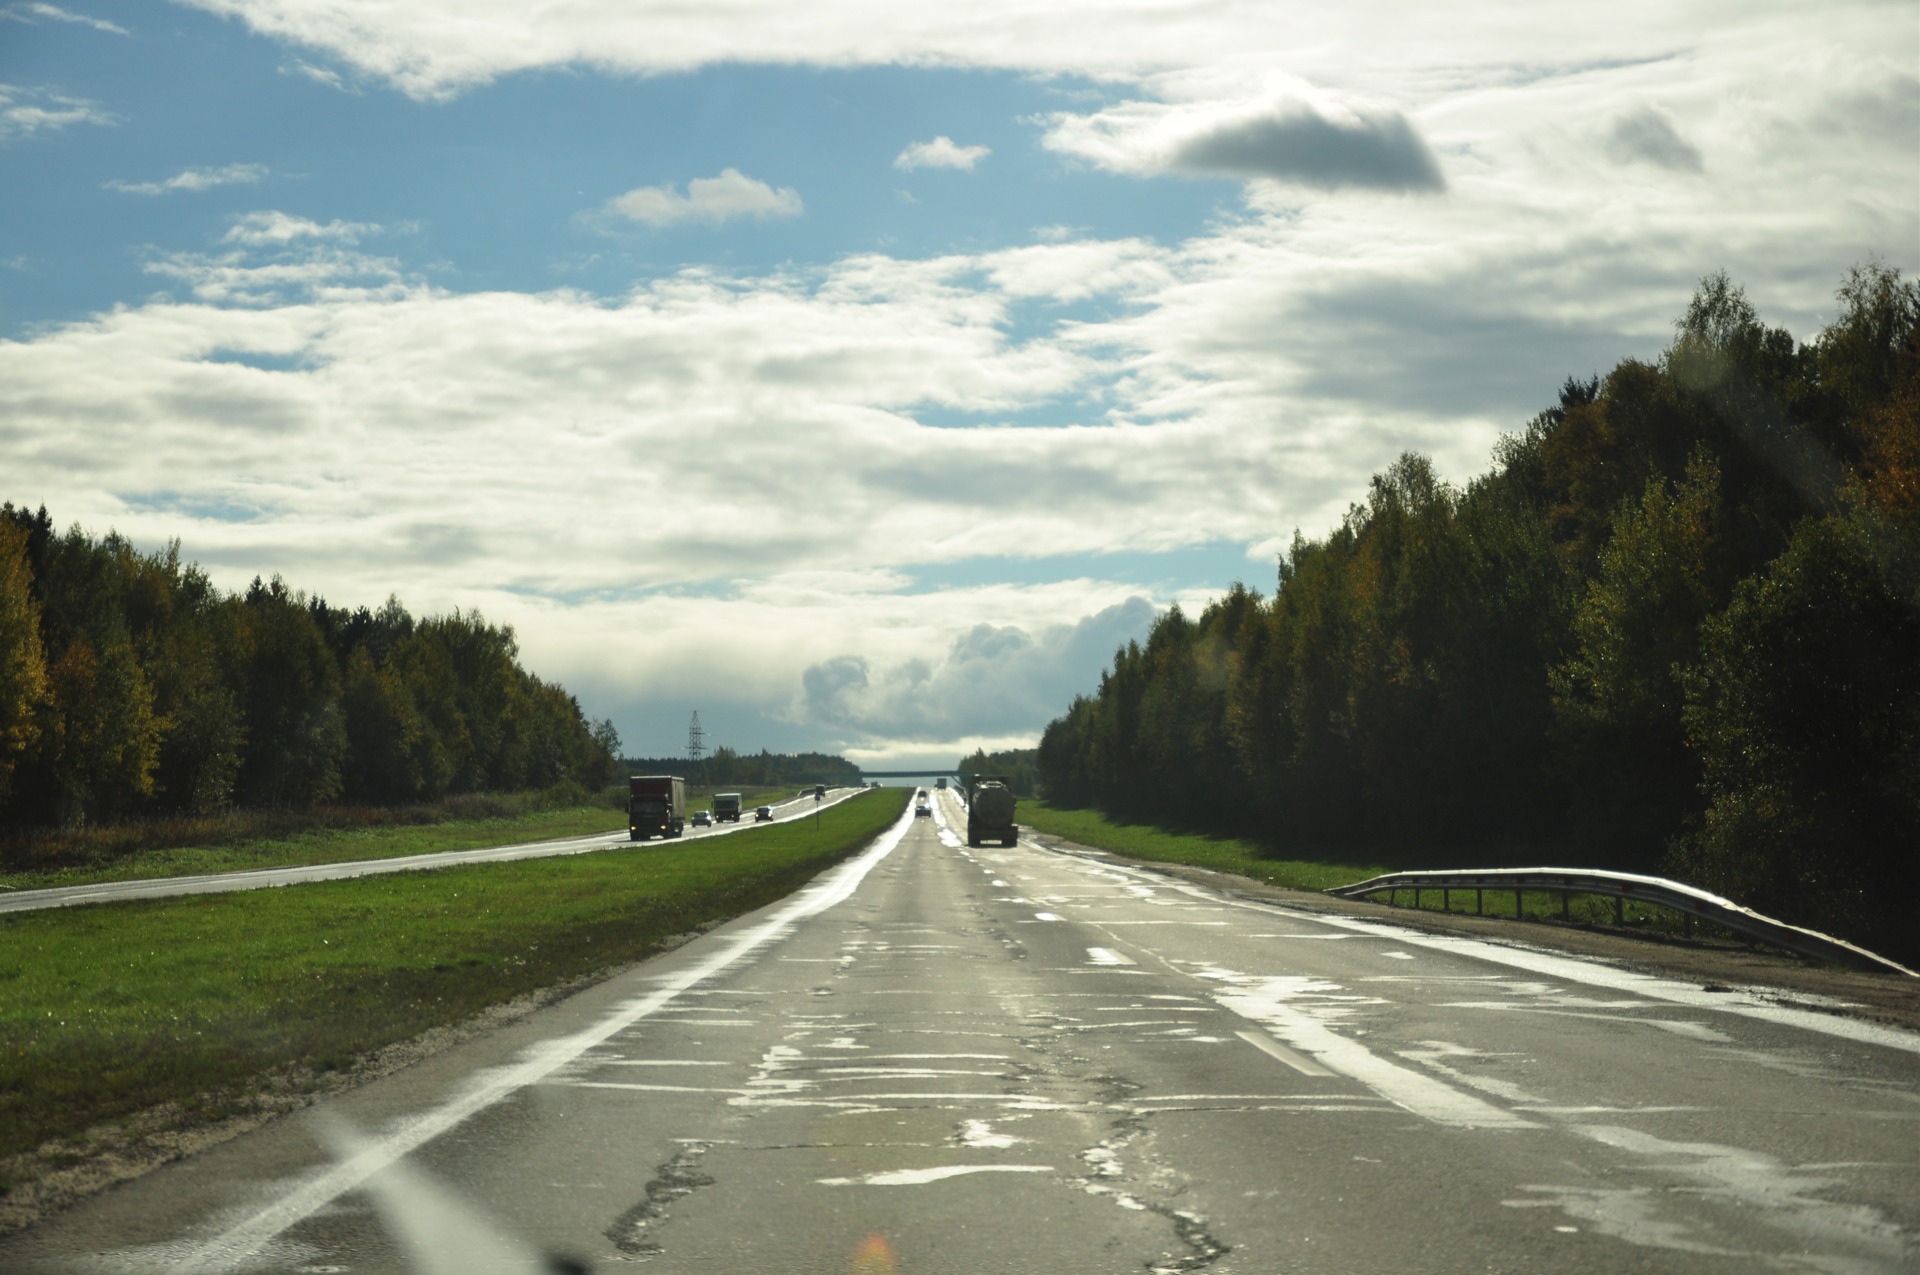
xmin=0 ymin=789 xmax=855 ymax=916
xmin=5 ymin=787 xmax=1916 ymax=1273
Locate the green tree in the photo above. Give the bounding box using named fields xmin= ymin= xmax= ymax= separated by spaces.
xmin=1551 ymin=452 xmax=1725 ymax=863
xmin=235 ymin=577 xmax=345 ymax=808
xmin=1676 ymin=511 xmax=1920 ymax=960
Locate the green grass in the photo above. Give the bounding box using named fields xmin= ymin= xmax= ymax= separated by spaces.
xmin=1020 ymin=800 xmax=1393 ymax=891
xmin=0 ymin=803 xmax=629 ymax=893
xmin=0 ymin=787 xmax=911 ymax=1167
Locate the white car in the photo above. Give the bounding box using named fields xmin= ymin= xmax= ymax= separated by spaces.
xmin=691 ymin=810 xmax=714 ymax=827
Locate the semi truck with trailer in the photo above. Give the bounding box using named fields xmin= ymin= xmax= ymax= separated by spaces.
xmin=714 ymin=792 xmax=743 ymax=823
xmin=965 ymin=775 xmax=1018 ymax=847
xmin=628 ymin=775 xmax=687 ymax=840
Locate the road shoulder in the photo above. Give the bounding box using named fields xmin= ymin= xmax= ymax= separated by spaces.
xmin=1022 ymin=830 xmax=1920 ymax=1034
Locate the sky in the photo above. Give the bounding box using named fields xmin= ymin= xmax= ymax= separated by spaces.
xmin=2 ymin=1 xmax=1915 ymax=770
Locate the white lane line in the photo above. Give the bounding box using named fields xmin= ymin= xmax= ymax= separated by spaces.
xmin=1234 ymin=1030 xmax=1337 ymax=1077
xmin=183 ymin=802 xmax=920 ymax=1273
xmin=1034 ymin=912 xmax=1061 ymax=921
xmin=818 ymin=1165 xmax=1052 ymax=1186
xmin=1214 ymin=989 xmax=1536 ymax=1129
xmin=1086 ymin=947 xmax=1135 ymax=966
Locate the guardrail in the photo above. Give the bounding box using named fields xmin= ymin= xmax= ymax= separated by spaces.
xmin=1326 ymin=866 xmax=1917 ymax=977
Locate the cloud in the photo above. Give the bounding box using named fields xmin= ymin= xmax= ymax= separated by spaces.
xmin=605 ymin=169 xmax=803 ymax=228
xmin=1604 ymin=106 xmax=1703 ymax=172
xmin=282 ymin=59 xmax=352 ymax=91
xmin=792 ymin=597 xmax=1158 ymax=743
xmin=0 ymin=82 xmax=116 ymax=142
xmin=1045 ymin=88 xmax=1445 ymax=192
xmin=138 ymin=211 xmax=401 ymax=304
xmin=222 ymin=210 xmax=375 ymax=245
xmin=894 ymin=136 xmax=990 ymax=171
xmin=2 ymin=3 xmax=130 ymax=36
xmin=107 ymin=163 xmax=269 ymax=195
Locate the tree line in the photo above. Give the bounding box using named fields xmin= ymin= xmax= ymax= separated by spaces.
xmin=0 ymin=514 xmax=619 ymax=825
xmin=1038 ymin=264 xmax=1919 ymax=963
xmin=621 ymin=749 xmax=862 ymax=787
xmin=957 ymin=747 xmax=1039 ymax=796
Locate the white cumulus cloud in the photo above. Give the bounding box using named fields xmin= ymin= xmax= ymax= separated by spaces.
xmin=894 ymin=136 xmax=990 ymax=171
xmin=606 ymin=169 xmax=803 ymax=228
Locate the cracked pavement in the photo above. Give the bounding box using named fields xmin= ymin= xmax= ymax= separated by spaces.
xmin=6 ymin=790 xmax=1917 ymax=1273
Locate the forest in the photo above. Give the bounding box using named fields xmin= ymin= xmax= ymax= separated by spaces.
xmin=957 ymin=747 xmax=1040 ymax=796
xmin=621 ymin=749 xmax=863 ymax=788
xmin=0 ymin=513 xmax=619 ymax=828
xmin=1038 ymin=264 xmax=1919 ymax=963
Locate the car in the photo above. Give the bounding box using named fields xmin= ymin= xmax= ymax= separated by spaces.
xmin=691 ymin=810 xmax=713 ymax=827
xmin=754 ymin=805 xmax=773 ymax=821
xmin=914 ymin=802 xmax=932 ymax=818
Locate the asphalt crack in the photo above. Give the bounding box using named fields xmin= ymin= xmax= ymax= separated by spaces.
xmin=604 ymin=1141 xmax=715 ymax=1255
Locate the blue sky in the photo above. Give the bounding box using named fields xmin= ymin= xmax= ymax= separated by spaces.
xmin=3 ymin=0 xmax=1915 ymax=765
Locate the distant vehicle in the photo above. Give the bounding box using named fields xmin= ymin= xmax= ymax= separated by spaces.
xmin=627 ymin=775 xmax=686 ymax=841
xmin=814 ymin=784 xmax=827 ymax=800
xmin=691 ymin=810 xmax=714 ymax=828
xmin=935 ymin=777 xmax=947 ymax=789
xmin=914 ymin=802 xmax=932 ymax=818
xmin=754 ymin=805 xmax=773 ymax=821
xmin=966 ymin=775 xmax=1018 ymax=847
xmin=713 ymin=792 xmax=743 ymax=823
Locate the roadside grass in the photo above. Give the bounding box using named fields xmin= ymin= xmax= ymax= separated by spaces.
xmin=0 ymin=787 xmax=911 ymax=1169
xmin=0 ymin=798 xmax=628 ymax=893
xmin=1020 ymin=800 xmax=1393 ymax=892
xmin=1021 ymin=801 xmax=1692 ymax=935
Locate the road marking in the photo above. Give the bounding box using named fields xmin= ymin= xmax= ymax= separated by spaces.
xmin=181 ymin=802 xmax=920 ymax=1272
xmin=1033 ymin=842 xmax=1920 ymax=1056
xmin=1034 ymin=911 xmax=1061 ymax=921
xmin=818 ymin=1165 xmax=1052 ymax=1186
xmin=1086 ymin=947 xmax=1135 ymax=966
xmin=1235 ymin=1029 xmax=1336 ymax=1076
xmin=1213 ymin=986 xmax=1537 ymax=1129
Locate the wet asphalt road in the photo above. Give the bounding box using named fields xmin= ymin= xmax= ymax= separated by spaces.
xmin=7 ymin=790 xmax=1918 ymax=1273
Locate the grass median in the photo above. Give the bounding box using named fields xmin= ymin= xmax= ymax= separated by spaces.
xmin=0 ymin=787 xmax=910 ymax=1175
xmin=0 ymin=793 xmax=629 ymax=893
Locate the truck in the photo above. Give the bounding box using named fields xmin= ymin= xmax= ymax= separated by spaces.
xmin=966 ymin=775 xmax=1018 ymax=847
xmin=628 ymin=775 xmax=686 ymax=841
xmin=713 ymin=792 xmax=743 ymax=823
xmin=813 ymin=784 xmax=827 ymax=800
xmin=935 ymin=777 xmax=947 ymax=789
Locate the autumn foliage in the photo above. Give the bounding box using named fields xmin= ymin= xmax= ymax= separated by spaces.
xmin=0 ymin=521 xmax=619 ymax=828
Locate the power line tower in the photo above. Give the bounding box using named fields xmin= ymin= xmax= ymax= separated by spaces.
xmin=686 ymin=711 xmax=706 ymax=775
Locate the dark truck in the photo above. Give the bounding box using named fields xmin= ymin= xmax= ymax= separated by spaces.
xmin=628 ymin=775 xmax=687 ymax=840
xmin=966 ymin=775 xmax=1018 ymax=847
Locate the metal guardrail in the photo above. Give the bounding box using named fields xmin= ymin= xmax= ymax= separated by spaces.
xmin=1327 ymin=866 xmax=1917 ymax=977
